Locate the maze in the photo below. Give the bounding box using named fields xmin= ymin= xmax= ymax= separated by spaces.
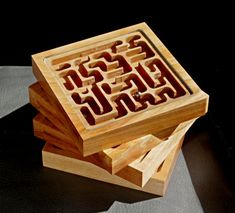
xmin=45 ymin=31 xmax=190 ymax=127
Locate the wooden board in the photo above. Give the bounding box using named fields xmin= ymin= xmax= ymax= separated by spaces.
xmin=42 ymin=137 xmax=183 ymax=196
xmin=32 ymin=22 xmax=209 ymax=156
xmin=33 ymin=113 xmax=195 ymax=186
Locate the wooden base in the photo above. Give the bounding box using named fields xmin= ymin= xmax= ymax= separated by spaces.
xmin=42 ymin=136 xmax=183 ymax=196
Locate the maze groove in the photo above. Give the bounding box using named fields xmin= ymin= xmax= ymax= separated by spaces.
xmin=45 ymin=32 xmax=189 ymax=127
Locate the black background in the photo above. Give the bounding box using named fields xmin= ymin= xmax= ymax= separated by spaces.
xmin=0 ymin=2 xmax=234 ymax=211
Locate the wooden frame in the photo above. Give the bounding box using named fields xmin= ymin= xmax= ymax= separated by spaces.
xmin=32 ymin=22 xmax=209 ymax=156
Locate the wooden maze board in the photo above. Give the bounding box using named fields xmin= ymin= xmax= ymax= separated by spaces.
xmin=32 ymin=22 xmax=209 ymax=156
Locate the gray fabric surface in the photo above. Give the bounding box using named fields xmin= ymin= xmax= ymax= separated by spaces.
xmin=0 ymin=66 xmax=35 ymax=118
xmin=0 ymin=66 xmax=203 ymax=212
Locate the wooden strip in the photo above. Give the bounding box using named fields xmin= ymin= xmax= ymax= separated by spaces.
xmin=42 ymin=138 xmax=183 ymax=196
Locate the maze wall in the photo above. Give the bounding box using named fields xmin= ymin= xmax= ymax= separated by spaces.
xmin=45 ymin=31 xmax=189 ymax=127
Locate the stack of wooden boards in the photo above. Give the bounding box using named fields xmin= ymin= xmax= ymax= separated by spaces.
xmin=29 ymin=23 xmax=209 ymax=196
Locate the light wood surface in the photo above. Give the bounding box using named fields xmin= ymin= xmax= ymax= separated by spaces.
xmin=32 ymin=22 xmax=209 ymax=156
xmin=42 ymin=137 xmax=183 ymax=196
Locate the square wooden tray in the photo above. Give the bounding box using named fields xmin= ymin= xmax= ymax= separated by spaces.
xmin=32 ymin=22 xmax=208 ymax=156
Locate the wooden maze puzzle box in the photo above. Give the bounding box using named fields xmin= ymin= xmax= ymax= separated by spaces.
xmin=32 ymin=22 xmax=209 ymax=157
xmin=30 ymin=22 xmax=209 ymax=195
